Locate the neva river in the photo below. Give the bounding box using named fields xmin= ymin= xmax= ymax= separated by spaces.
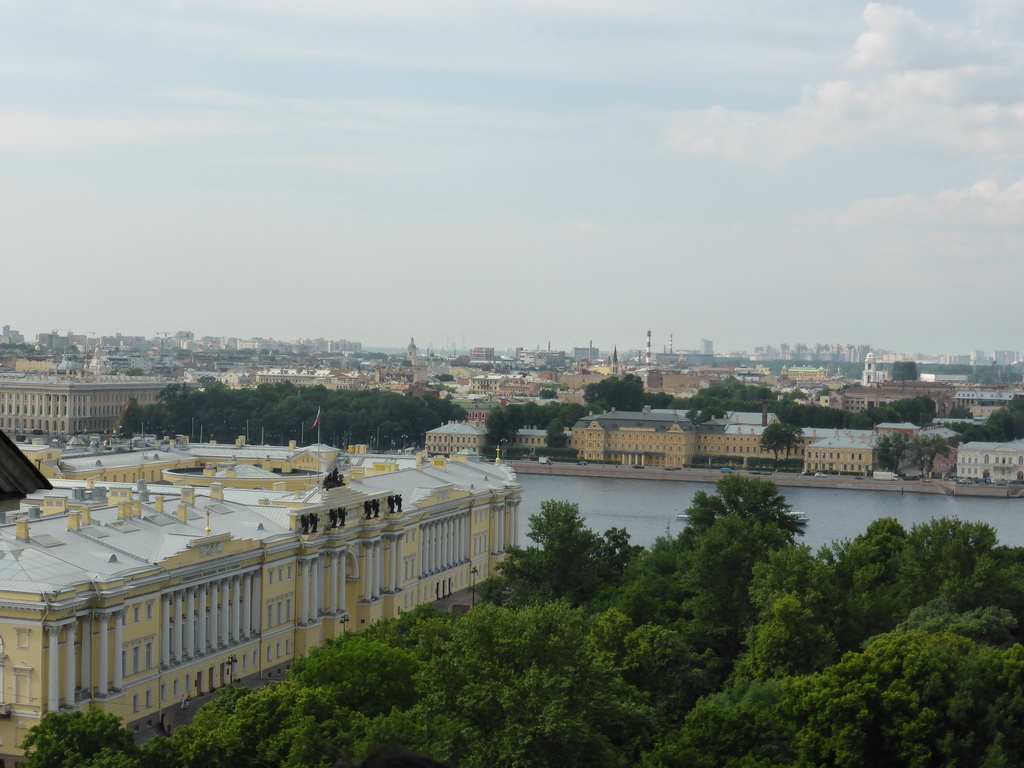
xmin=517 ymin=474 xmax=1024 ymax=551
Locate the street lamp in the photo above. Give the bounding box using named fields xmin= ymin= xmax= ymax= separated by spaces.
xmin=470 ymin=567 xmax=479 ymax=607
xmin=227 ymin=653 xmax=238 ymax=685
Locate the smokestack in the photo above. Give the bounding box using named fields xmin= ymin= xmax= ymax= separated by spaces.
xmin=646 ymin=330 xmax=652 ymax=367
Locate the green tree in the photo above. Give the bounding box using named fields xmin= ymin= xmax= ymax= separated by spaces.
xmin=288 ymin=635 xmax=420 ymax=716
xmin=393 ymin=601 xmax=654 ymax=768
xmin=911 ymin=433 xmax=950 ymax=476
xmin=584 ymin=374 xmax=645 ymax=412
xmin=759 ymin=422 xmax=804 ymax=461
xmin=21 ymin=709 xmax=140 ymax=768
xmin=683 ymin=475 xmax=802 ymax=539
xmin=477 ymin=501 xmax=641 ymax=608
xmin=874 ymin=432 xmax=911 ymax=473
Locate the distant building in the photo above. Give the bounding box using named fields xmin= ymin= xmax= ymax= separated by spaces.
xmin=0 ymin=376 xmax=170 ymax=437
xmin=426 ymin=423 xmax=488 ymax=456
xmin=958 ymin=438 xmax=1024 ymax=482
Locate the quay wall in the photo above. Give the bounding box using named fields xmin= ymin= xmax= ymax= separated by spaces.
xmin=508 ymin=461 xmax=1023 ymax=499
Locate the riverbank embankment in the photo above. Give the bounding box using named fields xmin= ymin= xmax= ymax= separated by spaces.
xmin=508 ymin=462 xmax=1024 ymax=499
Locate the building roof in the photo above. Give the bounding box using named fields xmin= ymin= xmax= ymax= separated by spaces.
xmin=427 ymin=423 xmax=487 ymax=436
xmin=573 ymin=410 xmax=693 ymax=432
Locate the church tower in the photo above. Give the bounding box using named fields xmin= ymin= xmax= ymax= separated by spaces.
xmin=862 ymin=352 xmax=879 ymax=386
xmin=407 ymin=337 xmax=418 ymax=365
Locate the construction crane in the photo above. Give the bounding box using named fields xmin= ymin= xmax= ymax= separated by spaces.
xmin=108 ymin=399 xmax=136 ymax=442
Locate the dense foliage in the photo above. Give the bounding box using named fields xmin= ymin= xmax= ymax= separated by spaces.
xmin=24 ymin=476 xmax=1024 ymax=767
xmin=123 ymin=381 xmax=465 ymax=447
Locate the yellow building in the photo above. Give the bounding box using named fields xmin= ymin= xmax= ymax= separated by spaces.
xmin=803 ymin=432 xmax=878 ymax=474
xmin=570 ymin=408 xmax=696 ymax=467
xmin=426 ymin=423 xmax=488 ymax=456
xmin=0 ymin=452 xmax=520 ymax=763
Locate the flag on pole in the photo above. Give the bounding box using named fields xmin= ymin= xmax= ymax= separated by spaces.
xmin=311 ymin=407 xmax=321 ymax=430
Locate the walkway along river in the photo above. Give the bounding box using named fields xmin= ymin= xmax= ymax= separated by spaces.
xmin=510 ymin=462 xmax=1024 ymax=551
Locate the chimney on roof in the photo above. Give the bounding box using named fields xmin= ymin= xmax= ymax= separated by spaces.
xmin=210 ymin=483 xmax=224 ymax=501
xmin=177 ymin=504 xmax=189 ymax=524
xmin=154 ymin=496 xmax=164 ymax=513
xmin=81 ymin=507 xmax=92 ymax=525
xmin=15 ymin=520 xmax=29 ymax=541
xmin=68 ymin=511 xmax=81 ymax=532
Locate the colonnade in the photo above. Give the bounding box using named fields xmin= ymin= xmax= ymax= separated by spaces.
xmin=420 ymin=511 xmax=470 ymax=577
xmin=160 ymin=571 xmax=262 ymax=669
xmin=298 ymin=549 xmax=350 ymax=623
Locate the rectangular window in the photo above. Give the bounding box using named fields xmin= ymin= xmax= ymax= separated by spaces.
xmin=145 ymin=643 xmax=153 ymax=669
xmin=133 ymin=646 xmax=140 ymax=674
xmin=133 ymin=694 xmax=139 ymax=713
xmin=134 ymin=606 xmax=140 ymax=623
xmin=146 ymin=689 xmax=151 ymax=708
xmin=285 ymin=599 xmax=291 ymax=622
xmin=267 ymin=605 xmax=273 ymax=627
xmin=173 ymin=679 xmax=178 ymax=697
xmin=268 ymin=570 xmax=273 ymax=585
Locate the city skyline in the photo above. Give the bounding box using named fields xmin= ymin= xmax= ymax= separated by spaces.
xmin=3 ymin=2 xmax=1023 ymax=351
xmin=3 ymin=321 xmax=1019 ymax=365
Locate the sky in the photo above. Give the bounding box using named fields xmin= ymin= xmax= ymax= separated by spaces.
xmin=2 ymin=1 xmax=1022 ymax=357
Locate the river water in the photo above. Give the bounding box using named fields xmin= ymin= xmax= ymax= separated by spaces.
xmin=517 ymin=475 xmax=1024 ymax=551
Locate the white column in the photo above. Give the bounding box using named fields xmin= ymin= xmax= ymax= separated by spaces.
xmin=339 ymin=551 xmax=348 ymax=613
xmin=222 ymin=579 xmax=232 ymax=643
xmin=80 ymin=614 xmax=91 ymax=695
xmin=329 ymin=553 xmax=339 ymax=613
xmin=313 ymin=558 xmax=321 ymax=619
xmin=232 ymin=576 xmax=242 ymax=641
xmin=243 ymin=573 xmax=253 ymax=638
xmin=64 ymin=619 xmax=76 ymax=706
xmin=161 ymin=595 xmax=171 ymax=667
xmin=436 ymin=522 xmax=444 ymax=568
xmin=209 ymin=582 xmax=220 ymax=648
xmin=112 ymin=610 xmax=124 ymax=690
xmin=447 ymin=518 xmax=455 ymax=567
xmin=186 ymin=588 xmax=196 ymax=658
xmin=375 ymin=540 xmax=384 ymax=598
xmin=172 ymin=591 xmax=183 ymax=662
xmin=388 ymin=537 xmax=398 ymax=593
xmin=364 ymin=543 xmax=375 ymax=600
xmin=219 ymin=578 xmax=229 ymax=643
xmin=198 ymin=585 xmax=208 ymax=653
xmin=97 ymin=612 xmax=109 ymax=696
xmin=251 ymin=574 xmax=261 ymax=634
xmin=301 ymin=560 xmax=310 ymax=622
xmin=47 ymin=625 xmax=60 ymax=712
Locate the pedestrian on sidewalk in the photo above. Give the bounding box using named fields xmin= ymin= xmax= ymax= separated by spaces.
xmin=180 ymin=695 xmax=186 ymax=709
xmin=186 ymin=694 xmax=191 ymax=708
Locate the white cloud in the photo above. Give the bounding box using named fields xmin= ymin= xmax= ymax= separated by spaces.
xmin=0 ymin=107 xmax=266 ymax=151
xmin=663 ymin=3 xmax=1024 ymax=165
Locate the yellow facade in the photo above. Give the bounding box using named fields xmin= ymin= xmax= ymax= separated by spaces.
xmin=803 ymin=434 xmax=877 ymax=474
xmin=0 ymin=453 xmax=519 ymax=762
xmin=571 ymin=411 xmax=696 ymax=467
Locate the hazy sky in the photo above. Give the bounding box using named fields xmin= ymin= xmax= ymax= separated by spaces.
xmin=2 ymin=1 xmax=1022 ymax=356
